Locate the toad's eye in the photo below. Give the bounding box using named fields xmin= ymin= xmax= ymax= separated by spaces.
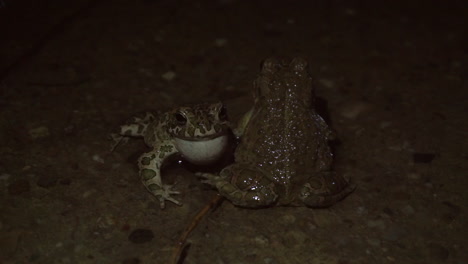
xmin=174 ymin=112 xmax=187 ymax=125
xmin=218 ymin=106 xmax=228 ymax=121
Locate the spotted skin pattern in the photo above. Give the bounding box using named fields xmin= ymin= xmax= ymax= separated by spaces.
xmin=111 ymin=102 xmax=230 ymax=208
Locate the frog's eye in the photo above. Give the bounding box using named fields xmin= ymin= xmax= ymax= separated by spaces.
xmin=174 ymin=112 xmax=187 ymax=125
xmin=218 ymin=106 xmax=228 ymax=121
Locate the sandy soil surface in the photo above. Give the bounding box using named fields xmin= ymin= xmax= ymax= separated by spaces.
xmin=0 ymin=0 xmax=466 ymax=263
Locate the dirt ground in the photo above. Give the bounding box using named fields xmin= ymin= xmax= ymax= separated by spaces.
xmin=0 ymin=0 xmax=467 ymax=263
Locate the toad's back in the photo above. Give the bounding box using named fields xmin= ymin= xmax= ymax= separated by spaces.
xmin=236 ymin=58 xmax=333 ymax=189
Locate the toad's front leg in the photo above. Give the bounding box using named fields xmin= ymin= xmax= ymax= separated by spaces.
xmin=138 ymin=142 xmax=180 ymax=209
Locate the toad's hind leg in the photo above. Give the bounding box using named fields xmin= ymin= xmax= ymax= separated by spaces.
xmin=198 ymin=164 xmax=278 ymax=208
xmin=300 ymin=172 xmax=356 ymax=208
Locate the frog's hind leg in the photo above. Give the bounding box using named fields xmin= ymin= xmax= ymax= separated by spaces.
xmin=110 ymin=112 xmax=155 ymax=151
xmin=300 ymin=172 xmax=356 ymax=208
xmin=198 ymin=164 xmax=278 ymax=208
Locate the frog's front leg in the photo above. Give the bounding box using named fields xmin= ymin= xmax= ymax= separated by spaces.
xmin=138 ymin=142 xmax=180 ymax=209
xmin=198 ymin=164 xmax=278 ymax=208
xmin=110 ymin=113 xmax=155 ymax=151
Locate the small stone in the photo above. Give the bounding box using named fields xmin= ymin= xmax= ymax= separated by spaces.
xmin=400 ymin=205 xmax=415 ymax=216
xmin=29 ymin=126 xmax=50 ymax=139
xmin=8 ymin=179 xmax=30 ymax=195
xmin=318 ymin=78 xmax=335 ymax=89
xmin=92 ymin=154 xmax=104 ymax=164
xmin=366 ymin=219 xmax=386 ymax=229
xmin=340 ymin=102 xmax=370 ymax=119
xmin=407 ymin=172 xmax=420 ymax=180
xmin=253 ymin=235 xmax=269 ymax=246
xmin=161 ymin=71 xmax=176 ymax=81
xmin=82 ymin=189 xmax=97 ymax=198
xmin=214 ymin=38 xmax=227 ymax=47
xmin=128 ymin=229 xmax=154 ymax=244
xmin=0 ymin=173 xmax=11 ymax=180
xmin=356 ymin=206 xmax=368 ymax=215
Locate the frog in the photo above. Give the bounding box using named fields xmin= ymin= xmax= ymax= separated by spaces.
xmin=198 ymin=58 xmax=355 ymax=208
xmin=111 ymin=102 xmax=231 ymax=209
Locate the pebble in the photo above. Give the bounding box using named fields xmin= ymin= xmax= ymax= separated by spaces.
xmin=356 ymin=206 xmax=368 ymax=216
xmin=82 ymin=189 xmax=97 ymax=198
xmin=161 ymin=71 xmax=176 ymax=81
xmin=366 ymin=219 xmax=386 ymax=229
xmin=92 ymin=154 xmax=104 ymax=164
xmin=253 ymin=235 xmax=269 ymax=246
xmin=128 ymin=229 xmax=154 ymax=244
xmin=318 ymin=78 xmax=335 ymax=89
xmin=29 ymin=126 xmax=50 ymax=139
xmin=214 ymin=38 xmax=228 ymax=47
xmin=0 ymin=173 xmax=11 ymax=180
xmin=340 ymin=102 xmax=370 ymax=119
xmin=400 ymin=205 xmax=415 ymax=216
xmin=407 ymin=172 xmax=421 ymax=180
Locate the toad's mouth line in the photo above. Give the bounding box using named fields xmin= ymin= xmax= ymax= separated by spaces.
xmin=174 ymin=132 xmax=227 ymax=142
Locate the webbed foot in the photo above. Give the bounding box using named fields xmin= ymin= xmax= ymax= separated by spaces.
xmin=147 ymin=183 xmax=182 ymax=209
xmin=196 ymin=172 xmax=220 ymax=186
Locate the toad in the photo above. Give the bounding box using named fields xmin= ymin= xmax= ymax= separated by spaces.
xmin=111 ymin=102 xmax=231 ymax=208
xmin=198 ymin=58 xmax=355 ymax=208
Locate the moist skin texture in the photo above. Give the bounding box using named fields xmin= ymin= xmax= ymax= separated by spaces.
xmin=199 ymin=58 xmax=355 ymax=208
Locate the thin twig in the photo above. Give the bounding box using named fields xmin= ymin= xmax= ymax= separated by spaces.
xmin=171 ymin=194 xmax=224 ymax=264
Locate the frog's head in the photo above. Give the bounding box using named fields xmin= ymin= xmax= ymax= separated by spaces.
xmin=166 ymin=102 xmax=231 ymax=165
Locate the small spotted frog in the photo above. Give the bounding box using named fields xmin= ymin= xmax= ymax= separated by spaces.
xmin=112 ymin=102 xmax=231 ymax=208
xmin=199 ymin=58 xmax=355 ymax=208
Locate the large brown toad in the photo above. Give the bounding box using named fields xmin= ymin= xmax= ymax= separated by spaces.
xmin=198 ymin=58 xmax=355 ymax=208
